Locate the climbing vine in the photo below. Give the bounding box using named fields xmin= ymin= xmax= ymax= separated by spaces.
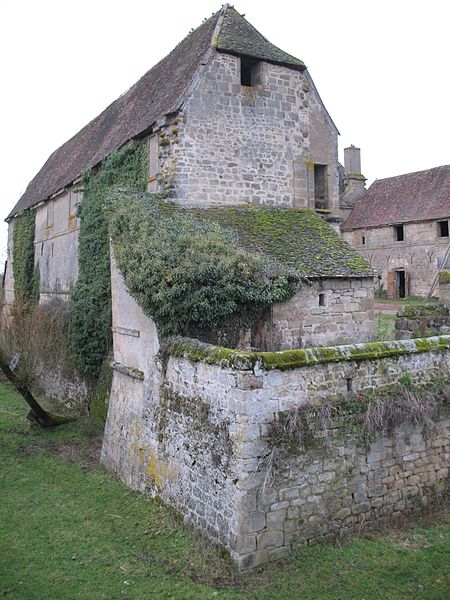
xmin=109 ymin=193 xmax=301 ymax=341
xmin=69 ymin=139 xmax=148 ymax=375
xmin=12 ymin=209 xmax=37 ymax=306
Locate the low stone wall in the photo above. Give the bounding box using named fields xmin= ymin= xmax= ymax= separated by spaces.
xmin=440 ymin=274 xmax=450 ymax=307
xmin=395 ymin=304 xmax=450 ymax=339
xmin=102 ymin=332 xmax=450 ymax=569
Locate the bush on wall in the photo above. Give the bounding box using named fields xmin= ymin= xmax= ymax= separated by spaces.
xmin=12 ymin=209 xmax=37 ymax=307
xmin=69 ymin=140 xmax=148 ymax=376
xmin=109 ymin=194 xmax=302 ymax=340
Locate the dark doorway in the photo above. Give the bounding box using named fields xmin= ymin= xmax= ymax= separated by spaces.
xmin=395 ymin=270 xmax=406 ymax=298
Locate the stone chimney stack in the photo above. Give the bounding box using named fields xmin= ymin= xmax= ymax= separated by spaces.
xmin=340 ymin=145 xmax=367 ymax=213
xmin=344 ymin=145 xmax=361 ymax=175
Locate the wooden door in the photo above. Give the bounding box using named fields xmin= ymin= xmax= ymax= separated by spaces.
xmin=387 ymin=271 xmax=395 ymax=298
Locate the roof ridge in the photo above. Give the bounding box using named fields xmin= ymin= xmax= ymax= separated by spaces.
xmin=371 ymin=164 xmax=450 ymax=185
xmin=211 ymin=4 xmax=229 ymax=48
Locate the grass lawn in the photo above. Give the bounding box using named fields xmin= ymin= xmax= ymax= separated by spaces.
xmin=374 ymin=296 xmax=438 ymax=307
xmin=1 ymin=382 xmax=449 ymax=600
xmin=374 ymin=313 xmax=397 ymax=341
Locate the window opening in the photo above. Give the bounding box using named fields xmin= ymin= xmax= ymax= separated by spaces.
xmin=319 ymin=293 xmax=325 ymax=306
xmin=346 ymin=378 xmax=353 ymax=392
xmin=438 ymin=220 xmax=449 ymax=237
xmin=240 ymin=59 xmax=260 ymax=87
xmin=314 ymin=164 xmax=328 ymax=209
xmin=394 ymin=224 xmax=404 ymax=242
xmin=362 ymin=235 xmax=366 ymax=245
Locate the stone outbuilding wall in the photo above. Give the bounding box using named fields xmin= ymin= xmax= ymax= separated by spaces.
xmin=101 ymin=260 xmax=450 ymax=569
xmin=260 ymin=277 xmax=373 ymax=350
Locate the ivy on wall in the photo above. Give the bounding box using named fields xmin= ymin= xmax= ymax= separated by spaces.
xmin=109 ymin=193 xmax=301 ymax=341
xmin=12 ymin=209 xmax=37 ymax=306
xmin=69 ymin=139 xmax=148 ymax=375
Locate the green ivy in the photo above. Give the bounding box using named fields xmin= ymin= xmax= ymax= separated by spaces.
xmin=69 ymin=140 xmax=148 ymax=375
xmin=109 ymin=193 xmax=302 ymax=340
xmin=12 ymin=209 xmax=36 ymax=306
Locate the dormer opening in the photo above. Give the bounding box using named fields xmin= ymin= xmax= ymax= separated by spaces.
xmin=240 ymin=58 xmax=261 ymax=87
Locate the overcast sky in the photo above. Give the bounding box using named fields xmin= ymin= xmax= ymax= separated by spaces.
xmin=1 ymin=0 xmax=449 ymax=268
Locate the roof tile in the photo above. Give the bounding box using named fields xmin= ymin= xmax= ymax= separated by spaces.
xmin=342 ymin=165 xmax=450 ymax=231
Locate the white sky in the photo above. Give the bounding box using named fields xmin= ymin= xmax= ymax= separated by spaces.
xmin=1 ymin=0 xmax=449 ymax=269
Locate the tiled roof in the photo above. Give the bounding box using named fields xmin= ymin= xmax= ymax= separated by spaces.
xmin=342 ymin=165 xmax=450 ymax=231
xmin=7 ymin=13 xmax=218 ymax=219
xmin=190 ymin=206 xmax=375 ymax=279
xmin=215 ymin=7 xmax=305 ymax=70
xmin=8 ymin=5 xmax=306 ymax=219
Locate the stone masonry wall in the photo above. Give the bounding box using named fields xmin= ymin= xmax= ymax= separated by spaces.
xmin=238 ymin=348 xmax=449 ymax=568
xmin=34 ymin=188 xmax=81 ymax=303
xmin=343 ymin=221 xmax=449 ymax=298
xmin=173 ymin=51 xmax=339 ymax=212
xmin=266 ymin=277 xmax=374 ymax=349
xmin=101 ymin=259 xmax=450 ymax=569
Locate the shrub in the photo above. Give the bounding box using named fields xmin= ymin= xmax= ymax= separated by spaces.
xmin=0 ymin=299 xmax=74 ymax=390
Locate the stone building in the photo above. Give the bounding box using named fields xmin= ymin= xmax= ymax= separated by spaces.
xmin=342 ymin=165 xmax=450 ymax=298
xmin=2 ymin=6 xmax=449 ymax=569
xmin=3 ymin=4 xmax=374 ymax=344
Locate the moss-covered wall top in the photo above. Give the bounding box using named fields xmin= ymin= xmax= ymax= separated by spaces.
xmin=162 ymin=334 xmax=450 ymax=372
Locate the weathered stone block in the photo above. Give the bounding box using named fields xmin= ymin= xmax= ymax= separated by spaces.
xmin=257 ymin=530 xmax=284 ymax=550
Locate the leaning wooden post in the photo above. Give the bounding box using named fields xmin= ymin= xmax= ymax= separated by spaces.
xmin=0 ymin=362 xmax=56 ymax=428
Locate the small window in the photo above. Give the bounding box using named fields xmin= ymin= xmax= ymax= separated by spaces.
xmin=318 ymin=293 xmax=325 ymax=306
xmin=314 ymin=164 xmax=328 ymax=209
xmin=240 ymin=59 xmax=261 ymax=87
xmin=438 ymin=220 xmax=449 ymax=237
xmin=394 ymin=224 xmax=404 ymax=242
xmin=346 ymin=378 xmax=353 ymax=392
xmin=362 ymin=235 xmax=366 ymax=245
xmin=46 ymin=200 xmax=54 ymax=226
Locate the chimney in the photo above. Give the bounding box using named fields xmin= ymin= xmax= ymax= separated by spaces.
xmin=340 ymin=145 xmax=366 ymax=211
xmin=344 ymin=145 xmax=361 ymax=175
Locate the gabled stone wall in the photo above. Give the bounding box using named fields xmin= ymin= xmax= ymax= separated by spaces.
xmin=174 ymin=51 xmax=339 ymax=211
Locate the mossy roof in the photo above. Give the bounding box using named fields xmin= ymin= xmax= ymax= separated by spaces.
xmin=215 ymin=6 xmax=305 ymax=71
xmin=189 ymin=207 xmax=375 ymax=279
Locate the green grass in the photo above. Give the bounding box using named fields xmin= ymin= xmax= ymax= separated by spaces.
xmin=374 ymin=313 xmax=397 ymax=340
xmin=375 ymin=295 xmax=438 ymax=306
xmin=1 ymin=382 xmax=449 ymax=599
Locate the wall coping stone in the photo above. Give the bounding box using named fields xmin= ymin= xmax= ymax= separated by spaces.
xmin=162 ymin=335 xmax=450 ymax=372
